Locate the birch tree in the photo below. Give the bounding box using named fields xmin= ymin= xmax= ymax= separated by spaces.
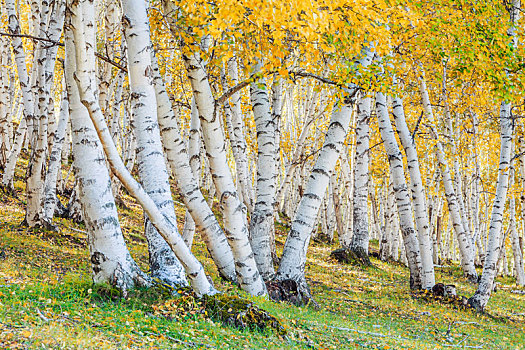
xmin=163 ymin=1 xmax=267 ymax=296
xmin=249 ymin=68 xmax=278 ymax=281
xmin=120 ymin=0 xmax=187 ymax=287
xmin=392 ymin=94 xmax=435 ymax=288
xmin=150 ymin=55 xmax=237 ymax=282
xmin=275 ymin=90 xmax=357 ymax=298
xmin=70 ymin=0 xmax=216 ymax=296
xmin=65 ymin=1 xmax=147 ymax=291
xmin=419 ymin=71 xmax=478 ymax=282
xmin=376 ymin=92 xmax=423 ymax=290
xmin=342 ymin=96 xmax=371 ymax=263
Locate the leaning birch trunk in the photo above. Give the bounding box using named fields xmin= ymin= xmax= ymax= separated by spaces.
xmin=70 ymin=0 xmax=216 ymax=296
xmin=3 ymin=0 xmax=35 ymax=190
xmin=163 ymin=0 xmax=266 ymax=297
xmin=468 ymin=101 xmax=514 ymax=311
xmin=249 ymin=68 xmax=277 ymax=281
xmin=65 ymin=2 xmax=147 ymax=292
xmin=419 ymin=71 xmax=478 ymax=282
xmin=275 ymin=92 xmax=356 ymax=299
xmin=0 ymin=39 xmax=10 ymax=169
xmin=150 ymin=55 xmax=236 ymax=282
xmin=41 ymin=90 xmax=69 ymax=225
xmin=227 ymin=58 xmax=254 ymax=213
xmin=181 ymin=100 xmax=200 ymax=248
xmin=376 ymin=92 xmax=423 ymax=290
xmin=343 ymin=96 xmax=372 ymax=264
xmin=26 ymin=0 xmax=64 ymax=226
xmin=508 ymin=164 xmax=525 ymax=285
xmin=120 ymin=0 xmax=187 ymax=287
xmin=2 ymin=117 xmax=27 ymax=189
xmin=392 ymin=95 xmax=435 ymax=288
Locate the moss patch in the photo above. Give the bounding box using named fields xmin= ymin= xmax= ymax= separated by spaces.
xmin=153 ymin=289 xmax=287 ymax=335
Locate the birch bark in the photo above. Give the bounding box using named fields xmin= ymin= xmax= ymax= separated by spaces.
xmin=163 ymin=0 xmax=266 ymax=296
xmin=419 ymin=71 xmax=478 ymax=282
xmin=2 ymin=0 xmax=35 ymax=189
xmin=376 ymin=92 xmax=423 ymax=290
xmin=392 ymin=95 xmax=435 ymax=288
xmin=41 ymin=90 xmax=69 ymax=225
xmin=227 ymin=58 xmax=254 ymax=212
xmin=150 ymin=55 xmax=237 ymax=282
xmin=469 ymin=101 xmax=514 ymax=310
xmin=70 ymin=0 xmax=216 ymax=296
xmin=508 ymin=160 xmax=525 ymax=285
xmin=121 ymin=0 xmax=187 ymax=287
xmin=275 ymin=91 xmax=356 ymax=297
xmin=249 ymin=68 xmax=278 ymax=281
xmin=344 ymin=96 xmax=372 ymax=263
xmin=65 ymin=1 xmax=147 ymax=291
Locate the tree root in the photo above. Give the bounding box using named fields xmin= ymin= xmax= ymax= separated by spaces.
xmin=266 ymin=279 xmax=305 ymax=306
xmin=412 ymin=283 xmax=472 ymax=310
xmin=330 ymin=248 xmax=373 ymax=267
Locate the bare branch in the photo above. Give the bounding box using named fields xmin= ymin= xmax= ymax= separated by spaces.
xmin=0 ymin=31 xmax=128 ymax=73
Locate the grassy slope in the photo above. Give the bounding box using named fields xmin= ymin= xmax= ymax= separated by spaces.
xmin=0 ymin=163 xmax=524 ymax=349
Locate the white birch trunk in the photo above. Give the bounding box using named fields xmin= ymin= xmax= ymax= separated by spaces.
xmin=249 ymin=69 xmax=277 ymax=281
xmin=276 ymin=93 xmax=355 ymax=295
xmin=0 ymin=38 xmax=10 ymax=169
xmin=392 ymin=95 xmax=435 ymax=288
xmin=150 ymin=55 xmax=237 ymax=282
xmin=70 ymin=0 xmax=215 ymax=295
xmin=65 ymin=2 xmax=147 ymax=291
xmin=227 ymin=58 xmax=254 ymax=213
xmin=509 ymin=178 xmax=524 ymax=285
xmin=3 ymin=0 xmax=35 ymax=190
xmin=121 ymin=0 xmax=187 ymax=287
xmin=181 ymin=99 xmax=200 ymax=248
xmin=469 ymin=101 xmax=514 ymax=310
xmin=419 ymin=71 xmax=478 ymax=282
xmin=2 ymin=117 xmax=27 ymax=189
xmin=376 ymin=92 xmax=423 ymax=290
xmin=163 ymin=1 xmax=266 ymax=296
xmin=344 ymin=96 xmax=371 ymax=261
xmin=41 ymin=90 xmax=69 ymax=224
xmin=25 ymin=0 xmax=55 ymax=226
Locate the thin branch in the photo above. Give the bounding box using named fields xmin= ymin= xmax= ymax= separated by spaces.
xmin=216 ymin=79 xmax=252 ymax=105
xmin=411 ymin=111 xmax=424 ymax=141
xmin=0 ymin=31 xmax=128 ymax=73
xmin=216 ymin=69 xmax=349 ymax=105
xmin=292 ymin=71 xmax=342 ymax=87
xmin=94 ymin=52 xmax=128 ymax=73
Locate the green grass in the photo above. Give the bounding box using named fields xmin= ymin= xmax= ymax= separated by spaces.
xmin=1 ymin=162 xmax=524 ymax=348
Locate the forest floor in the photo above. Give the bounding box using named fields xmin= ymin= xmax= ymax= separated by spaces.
xmin=1 ymin=162 xmax=525 ymax=349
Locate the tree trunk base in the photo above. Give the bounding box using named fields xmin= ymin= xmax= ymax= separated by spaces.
xmin=0 ymin=184 xmax=16 ymax=197
xmin=465 ymin=273 xmax=479 ymax=284
xmin=467 ymin=295 xmax=484 ymax=312
xmin=330 ymin=248 xmax=373 ymax=267
xmin=266 ymin=278 xmax=319 ymax=308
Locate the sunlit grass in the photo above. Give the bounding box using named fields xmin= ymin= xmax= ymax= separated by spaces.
xmin=0 ymin=159 xmax=524 ymax=349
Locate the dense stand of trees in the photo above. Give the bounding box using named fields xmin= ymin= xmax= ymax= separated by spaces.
xmin=0 ymin=0 xmax=524 ymax=312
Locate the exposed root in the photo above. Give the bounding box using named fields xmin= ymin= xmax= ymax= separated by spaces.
xmin=266 ymin=279 xmax=305 ymax=306
xmin=412 ymin=283 xmax=472 ymax=311
xmin=330 ymin=248 xmax=373 ymax=267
